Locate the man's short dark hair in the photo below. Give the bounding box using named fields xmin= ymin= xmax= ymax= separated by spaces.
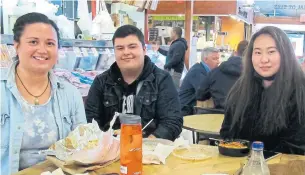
xmin=236 ymin=40 xmax=249 ymax=57
xmin=112 ymin=25 xmax=145 ymax=47
xmin=173 ymin=27 xmax=182 ymax=38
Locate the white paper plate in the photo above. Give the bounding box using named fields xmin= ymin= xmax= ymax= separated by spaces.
xmin=172 ymin=144 xmax=217 ymax=161
xmin=143 ymin=138 xmax=173 ymax=151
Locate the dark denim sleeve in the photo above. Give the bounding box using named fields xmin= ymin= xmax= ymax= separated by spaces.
xmin=152 ymin=73 xmax=183 ymax=141
xmin=85 ymin=77 xmax=104 ymax=127
xmin=158 ymin=48 xmax=168 ymax=56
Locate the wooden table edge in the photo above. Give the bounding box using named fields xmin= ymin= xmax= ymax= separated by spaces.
xmin=12 ymin=147 xmax=305 ymax=175
xmin=183 ymin=126 xmax=220 ymax=135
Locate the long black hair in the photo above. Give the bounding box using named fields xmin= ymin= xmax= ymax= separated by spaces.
xmin=226 ymin=26 xmax=305 ymax=135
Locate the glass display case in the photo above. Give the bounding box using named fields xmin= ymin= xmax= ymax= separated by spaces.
xmin=1 ymin=34 xmax=115 ymax=96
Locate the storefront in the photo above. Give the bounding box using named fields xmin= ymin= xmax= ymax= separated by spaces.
xmin=253 ymin=0 xmax=305 ymax=59
xmin=193 ymin=1 xmax=254 ymax=65
xmin=0 ymin=0 xmax=158 ymax=97
xmin=147 ymin=15 xmax=200 ymax=45
xmin=2 ymin=1 xmax=305 ymax=175
xmin=254 ymin=17 xmax=305 ymax=60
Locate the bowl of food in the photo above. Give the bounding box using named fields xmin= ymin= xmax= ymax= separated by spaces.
xmin=217 ymin=139 xmax=250 ymax=157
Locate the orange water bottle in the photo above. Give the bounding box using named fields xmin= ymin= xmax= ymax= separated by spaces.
xmin=119 ymin=114 xmax=142 ymax=175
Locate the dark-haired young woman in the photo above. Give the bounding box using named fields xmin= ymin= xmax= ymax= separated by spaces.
xmin=1 ymin=13 xmax=86 ymax=173
xmin=221 ymin=26 xmax=305 ymax=155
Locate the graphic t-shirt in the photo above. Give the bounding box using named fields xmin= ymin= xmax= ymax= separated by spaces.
xmin=121 ymin=81 xmax=138 ymax=114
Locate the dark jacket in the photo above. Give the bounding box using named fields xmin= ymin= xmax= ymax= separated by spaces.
xmin=196 ymin=56 xmax=242 ymax=109
xmin=85 ymin=56 xmax=183 ymax=141
xmin=220 ymin=90 xmax=305 ymax=155
xmin=159 ymin=38 xmax=188 ymax=73
xmin=179 ymin=63 xmax=208 ymax=116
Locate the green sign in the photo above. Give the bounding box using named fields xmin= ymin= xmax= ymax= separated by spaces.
xmin=152 ymin=16 xmax=199 ymax=21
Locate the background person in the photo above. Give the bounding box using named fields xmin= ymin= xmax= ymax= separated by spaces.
xmin=154 ymin=27 xmax=188 ymax=89
xmin=196 ymin=40 xmax=249 ymax=109
xmin=179 ymin=47 xmax=220 ymax=116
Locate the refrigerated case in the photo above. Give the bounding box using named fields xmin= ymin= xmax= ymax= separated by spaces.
xmin=0 ymin=34 xmax=115 ymax=96
xmin=49 ymin=0 xmax=78 ymax=19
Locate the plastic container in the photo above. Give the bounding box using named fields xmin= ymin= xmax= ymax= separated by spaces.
xmin=241 ymin=141 xmax=270 ymax=175
xmin=119 ymin=114 xmax=142 ymax=175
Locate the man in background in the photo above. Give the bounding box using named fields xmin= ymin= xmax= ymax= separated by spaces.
xmin=197 ymin=40 xmax=249 ymax=109
xmin=179 ymin=47 xmax=220 ymax=116
xmin=154 ymin=27 xmax=188 ymax=88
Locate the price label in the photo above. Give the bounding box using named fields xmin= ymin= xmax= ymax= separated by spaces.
xmin=120 ymin=166 xmax=127 ymax=174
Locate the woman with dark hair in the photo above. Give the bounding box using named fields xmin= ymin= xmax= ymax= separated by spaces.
xmin=0 ymin=12 xmax=86 ymax=173
xmin=220 ymin=26 xmax=305 ymax=155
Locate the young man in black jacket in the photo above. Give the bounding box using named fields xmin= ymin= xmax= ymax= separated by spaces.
xmin=196 ymin=40 xmax=249 ymax=109
xmin=85 ymin=25 xmax=183 ymax=141
xmin=155 ymin=27 xmax=188 ymax=88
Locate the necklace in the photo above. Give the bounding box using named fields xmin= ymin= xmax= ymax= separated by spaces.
xmin=16 ymin=71 xmax=50 ymax=105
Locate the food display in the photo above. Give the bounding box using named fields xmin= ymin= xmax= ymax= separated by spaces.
xmin=0 ymin=44 xmax=15 ymax=68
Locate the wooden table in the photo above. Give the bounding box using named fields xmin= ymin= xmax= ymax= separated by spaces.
xmin=183 ymin=114 xmax=224 ymax=143
xmin=13 ymin=145 xmax=305 ymax=175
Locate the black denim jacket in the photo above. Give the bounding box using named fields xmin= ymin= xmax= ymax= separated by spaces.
xmin=85 ymin=56 xmax=183 ymax=141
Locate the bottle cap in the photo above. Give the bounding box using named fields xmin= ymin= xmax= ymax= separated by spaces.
xmin=119 ymin=113 xmax=142 ymax=125
xmin=252 ymin=141 xmax=264 ymax=150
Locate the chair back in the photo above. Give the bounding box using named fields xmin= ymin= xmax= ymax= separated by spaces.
xmin=193 ymin=106 xmax=224 ymax=115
